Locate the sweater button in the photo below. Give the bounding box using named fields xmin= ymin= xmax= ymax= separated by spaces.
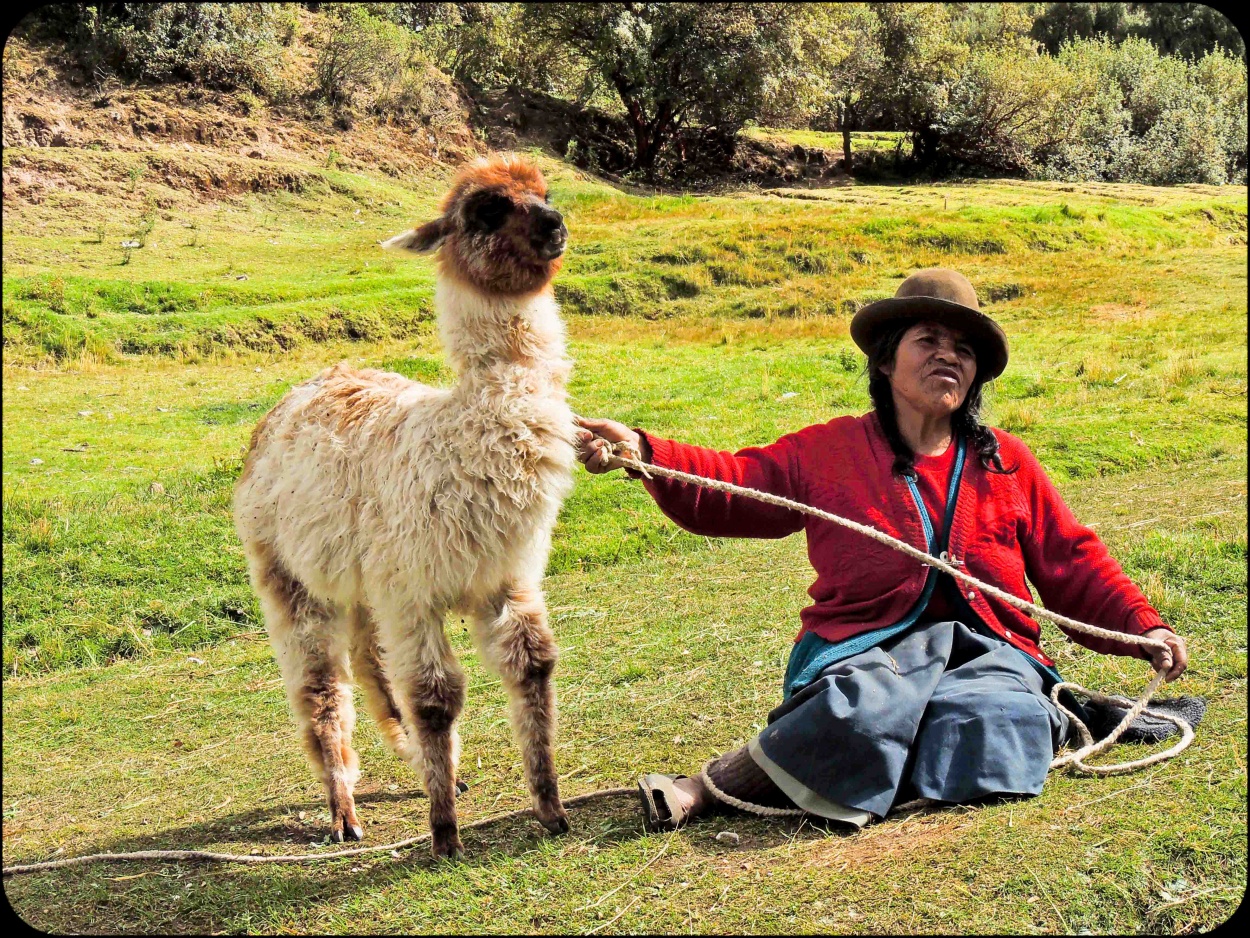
xmin=967 ymin=590 xmax=977 ymax=600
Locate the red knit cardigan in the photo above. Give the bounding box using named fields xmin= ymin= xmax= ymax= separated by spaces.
xmin=635 ymin=412 xmax=1169 ymax=666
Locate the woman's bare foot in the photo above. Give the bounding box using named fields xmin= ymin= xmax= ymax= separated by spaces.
xmin=670 ymin=775 xmax=713 ymax=819
xmin=639 ymin=773 xmax=719 ymax=831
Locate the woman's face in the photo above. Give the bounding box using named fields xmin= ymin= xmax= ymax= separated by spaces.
xmin=880 ymin=321 xmax=977 ymax=420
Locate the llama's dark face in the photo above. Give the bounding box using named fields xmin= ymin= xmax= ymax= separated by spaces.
xmin=384 ymin=155 xmax=568 ymax=296
xmin=463 ymin=188 xmax=566 ymax=261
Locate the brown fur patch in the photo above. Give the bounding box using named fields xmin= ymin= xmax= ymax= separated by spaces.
xmin=440 ymin=153 xmax=548 ymax=211
xmin=439 ymin=244 xmax=560 ymax=298
xmin=348 ymin=612 xmax=410 ymax=754
xmin=428 ymin=153 xmax=562 ymax=297
xmin=314 ymin=365 xmax=404 ymax=438
xmin=500 ymin=583 xmax=557 ymax=679
xmin=255 ymin=545 xmax=330 ymax=624
xmin=483 ymin=582 xmax=564 ymax=827
xmin=302 ymin=664 xmax=359 ymax=837
xmin=404 ymin=667 xmax=467 ymax=856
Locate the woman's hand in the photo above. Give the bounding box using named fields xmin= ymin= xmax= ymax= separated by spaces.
xmin=574 ymin=416 xmax=643 ymax=474
xmin=1143 ymin=627 xmax=1188 ymax=681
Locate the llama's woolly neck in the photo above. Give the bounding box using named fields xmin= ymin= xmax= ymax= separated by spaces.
xmin=435 ymin=279 xmax=570 ymax=392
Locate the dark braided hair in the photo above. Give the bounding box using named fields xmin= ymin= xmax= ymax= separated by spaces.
xmin=865 ymin=322 xmax=1016 ymax=480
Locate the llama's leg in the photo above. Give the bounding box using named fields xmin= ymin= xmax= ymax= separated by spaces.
xmin=375 ymin=608 xmax=467 ymax=859
xmin=252 ymin=553 xmax=362 ymax=842
xmin=470 ymin=582 xmax=568 ymax=835
xmin=348 ymin=607 xmax=472 ymax=796
xmin=348 ymin=606 xmax=423 ymax=774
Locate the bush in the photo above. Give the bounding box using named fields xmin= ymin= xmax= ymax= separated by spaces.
xmin=928 ymin=36 xmax=1247 ymax=185
xmin=929 ymin=46 xmax=1075 ymax=175
xmin=29 ymin=3 xmax=295 ymax=96
xmin=314 ymin=4 xmax=461 ymax=124
xmin=1063 ymin=37 xmax=1243 ymax=185
xmin=1190 ymin=48 xmax=1249 ymax=184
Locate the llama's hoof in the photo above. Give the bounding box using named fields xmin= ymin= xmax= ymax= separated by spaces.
xmin=431 ymin=821 xmax=463 ymax=860
xmin=455 ymin=778 xmax=470 ymax=796
xmin=536 ymin=806 xmax=570 ymax=835
xmin=329 ymin=811 xmax=363 ymax=843
xmin=431 ymin=838 xmax=464 ymax=862
xmin=542 ymin=815 xmax=570 ymax=835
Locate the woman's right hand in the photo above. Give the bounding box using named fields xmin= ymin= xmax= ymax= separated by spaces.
xmin=574 ymin=416 xmax=643 ymax=474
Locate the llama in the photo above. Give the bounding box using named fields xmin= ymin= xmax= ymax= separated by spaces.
xmin=233 ymin=153 xmax=576 ymax=859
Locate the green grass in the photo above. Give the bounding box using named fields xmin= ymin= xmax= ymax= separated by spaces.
xmin=743 ymin=126 xmax=913 ymax=157
xmin=2 ymin=141 xmax=1246 ymax=932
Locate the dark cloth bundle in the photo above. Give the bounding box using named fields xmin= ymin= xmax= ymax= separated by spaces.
xmin=1082 ymin=696 xmax=1208 ymax=744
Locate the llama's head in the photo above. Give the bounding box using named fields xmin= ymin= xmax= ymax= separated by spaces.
xmin=383 ymin=153 xmax=567 ymax=296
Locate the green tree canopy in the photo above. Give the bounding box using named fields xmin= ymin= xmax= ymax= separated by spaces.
xmin=516 ymin=2 xmax=849 ymax=174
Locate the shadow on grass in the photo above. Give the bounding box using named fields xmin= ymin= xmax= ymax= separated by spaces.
xmin=5 ymin=789 xmax=661 ymax=932
xmin=669 ymin=798 xmax=952 ymax=860
xmin=6 ymin=787 xmax=644 ymax=870
xmin=4 ymin=791 xmax=969 ymax=932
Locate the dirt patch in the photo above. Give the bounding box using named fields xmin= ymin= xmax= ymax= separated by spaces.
xmin=1087 ymin=302 xmax=1153 ymax=323
xmin=2 ymin=36 xmax=482 ymax=207
xmin=801 ymin=809 xmax=973 ymax=870
xmin=1 ymin=148 xmax=323 ymax=208
xmin=4 ymin=34 xmax=847 ymax=204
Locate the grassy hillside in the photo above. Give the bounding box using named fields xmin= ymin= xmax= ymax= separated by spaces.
xmin=8 ymin=142 xmax=1245 ymax=364
xmin=3 ymin=120 xmax=1246 ymax=932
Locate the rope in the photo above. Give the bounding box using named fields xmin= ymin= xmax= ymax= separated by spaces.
xmin=4 ymin=437 xmax=1195 ymax=875
xmin=699 ymin=761 xmax=804 ymax=818
xmin=2 ymin=788 xmax=633 ymax=877
xmin=602 ymin=441 xmax=1194 ymax=777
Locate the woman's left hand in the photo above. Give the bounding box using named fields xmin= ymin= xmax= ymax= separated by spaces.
xmin=1143 ymin=627 xmax=1188 ymax=681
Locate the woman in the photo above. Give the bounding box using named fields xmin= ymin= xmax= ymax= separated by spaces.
xmin=575 ymin=268 xmax=1189 ymax=832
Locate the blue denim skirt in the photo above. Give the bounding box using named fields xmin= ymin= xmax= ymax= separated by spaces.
xmin=750 ymin=620 xmax=1071 ymax=824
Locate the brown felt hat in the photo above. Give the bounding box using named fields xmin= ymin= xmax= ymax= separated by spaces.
xmin=850 ymin=268 xmax=1009 ymax=380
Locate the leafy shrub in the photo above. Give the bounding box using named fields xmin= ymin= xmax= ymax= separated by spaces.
xmin=32 ymin=3 xmax=294 ymax=96
xmin=313 ymin=4 xmax=460 ymax=126
xmin=1065 ymin=37 xmax=1245 ymax=185
xmin=930 ymin=36 xmax=1247 ymax=185
xmin=930 ymin=45 xmax=1076 ymax=175
xmin=1189 ymin=48 xmax=1248 ymax=184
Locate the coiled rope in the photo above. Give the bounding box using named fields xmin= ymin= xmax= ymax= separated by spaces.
xmin=602 ymin=441 xmax=1194 ymax=787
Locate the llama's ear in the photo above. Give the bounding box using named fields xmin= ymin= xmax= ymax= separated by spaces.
xmin=381 ymin=218 xmax=447 ymax=254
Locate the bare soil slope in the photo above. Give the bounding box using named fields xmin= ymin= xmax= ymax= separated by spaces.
xmin=2 ymin=36 xmax=479 ymax=208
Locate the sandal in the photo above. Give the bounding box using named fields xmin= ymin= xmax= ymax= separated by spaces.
xmin=637 ymin=773 xmax=695 ymax=832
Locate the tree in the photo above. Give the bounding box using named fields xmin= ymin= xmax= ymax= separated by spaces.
xmin=517 ymin=3 xmax=845 ymax=176
xmin=948 ymin=1 xmax=1039 ymax=50
xmin=1029 ymin=2 xmax=1141 ymax=53
xmin=819 ymin=3 xmax=967 ymax=172
xmin=1030 ymin=2 xmax=1244 ymax=60
xmin=1132 ymin=3 xmax=1244 ymax=60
